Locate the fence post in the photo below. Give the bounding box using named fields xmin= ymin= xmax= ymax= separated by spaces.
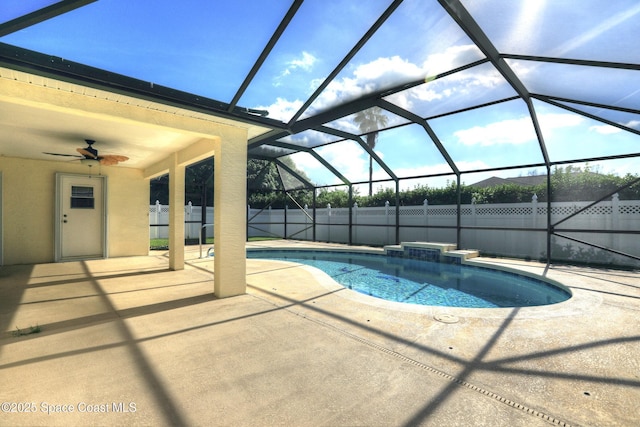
xmin=385 ymin=201 xmax=390 ymax=244
xmin=304 ymin=204 xmax=309 ymax=240
xmin=469 ymin=197 xmax=477 ymax=249
xmin=284 ymin=204 xmax=288 ymax=239
xmin=353 ymin=202 xmax=358 ymax=244
xmin=612 ymin=193 xmax=619 ymax=249
xmin=154 ymin=200 xmax=161 ymax=239
xmin=327 ymin=203 xmax=331 ymax=242
xmin=186 ymin=201 xmax=193 ymax=239
xmin=532 ymin=194 xmax=539 ymax=259
xmin=423 ymin=199 xmax=429 ymax=241
xmin=531 ymin=194 xmax=538 ymax=228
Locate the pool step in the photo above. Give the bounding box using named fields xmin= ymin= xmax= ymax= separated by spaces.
xmin=383 ymin=242 xmax=479 ymax=264
xmin=445 ymin=250 xmax=479 ymax=261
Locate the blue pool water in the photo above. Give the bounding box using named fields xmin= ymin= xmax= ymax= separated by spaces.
xmin=247 ymin=250 xmax=571 ymax=308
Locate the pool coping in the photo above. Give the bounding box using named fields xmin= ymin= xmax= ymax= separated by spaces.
xmin=246 ymin=242 xmax=599 ymax=320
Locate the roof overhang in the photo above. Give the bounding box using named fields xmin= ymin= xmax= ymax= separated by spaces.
xmin=0 ymin=51 xmax=282 ymax=171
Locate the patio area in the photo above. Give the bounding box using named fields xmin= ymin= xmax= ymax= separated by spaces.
xmin=1 ymin=240 xmax=639 ymax=426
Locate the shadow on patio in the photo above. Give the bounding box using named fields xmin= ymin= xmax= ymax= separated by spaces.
xmin=1 ymin=245 xmax=639 ymax=426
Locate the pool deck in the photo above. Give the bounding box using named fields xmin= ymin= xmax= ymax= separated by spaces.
xmin=1 ymin=239 xmax=639 ymax=426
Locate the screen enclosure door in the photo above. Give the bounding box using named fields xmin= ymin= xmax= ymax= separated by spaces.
xmin=55 ymin=173 xmax=107 ymax=261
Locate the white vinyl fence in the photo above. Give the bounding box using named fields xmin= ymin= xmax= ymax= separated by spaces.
xmin=150 ymin=195 xmax=640 ymax=267
xmin=149 ymin=201 xmax=214 ymax=241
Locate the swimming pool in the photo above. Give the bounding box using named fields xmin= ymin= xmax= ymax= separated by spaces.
xmin=247 ymin=249 xmax=571 ymax=308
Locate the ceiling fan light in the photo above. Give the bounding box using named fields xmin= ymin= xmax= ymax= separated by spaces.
xmin=81 ymin=158 xmax=100 ymax=167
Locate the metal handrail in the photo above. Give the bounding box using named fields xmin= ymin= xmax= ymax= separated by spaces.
xmin=199 ymin=223 xmax=214 ymax=258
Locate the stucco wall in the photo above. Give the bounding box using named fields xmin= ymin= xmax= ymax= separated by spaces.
xmin=105 ymin=166 xmax=149 ymax=258
xmin=0 ymin=156 xmax=149 ymax=265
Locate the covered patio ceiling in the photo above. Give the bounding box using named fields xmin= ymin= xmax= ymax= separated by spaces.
xmin=0 ymin=65 xmax=275 ymax=170
xmin=0 ymin=0 xmax=638 ymax=186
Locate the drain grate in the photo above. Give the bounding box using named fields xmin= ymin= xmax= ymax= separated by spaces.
xmin=289 ymin=305 xmax=573 ymax=427
xmin=253 ymin=292 xmax=574 ymax=426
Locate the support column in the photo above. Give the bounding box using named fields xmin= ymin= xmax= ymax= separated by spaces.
xmin=168 ymin=153 xmax=185 ymax=271
xmin=214 ymin=129 xmax=248 ymax=298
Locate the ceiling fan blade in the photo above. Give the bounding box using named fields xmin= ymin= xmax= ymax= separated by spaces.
xmin=99 ymin=158 xmax=117 ymax=166
xmin=104 ymin=155 xmax=129 ymax=162
xmin=77 ymin=148 xmax=98 ymax=159
xmin=43 ymin=152 xmax=83 ymax=158
xmin=46 ymin=142 xmax=128 ymax=165
xmin=99 ymin=155 xmax=129 ymax=166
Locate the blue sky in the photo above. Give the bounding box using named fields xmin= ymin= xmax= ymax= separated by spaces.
xmin=2 ymin=0 xmax=639 ymax=190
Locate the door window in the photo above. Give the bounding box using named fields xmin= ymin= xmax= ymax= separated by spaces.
xmin=70 ymin=186 xmax=94 ymax=209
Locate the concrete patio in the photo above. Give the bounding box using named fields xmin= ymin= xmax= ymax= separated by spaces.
xmin=1 ymin=240 xmax=639 ymax=426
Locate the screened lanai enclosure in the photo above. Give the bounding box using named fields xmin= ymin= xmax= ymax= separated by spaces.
xmin=2 ymin=0 xmax=639 ymax=268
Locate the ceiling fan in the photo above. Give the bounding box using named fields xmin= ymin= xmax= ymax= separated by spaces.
xmin=44 ymin=139 xmax=129 ymax=166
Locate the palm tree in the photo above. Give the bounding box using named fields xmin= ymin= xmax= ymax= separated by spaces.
xmin=354 ymin=107 xmax=388 ymax=196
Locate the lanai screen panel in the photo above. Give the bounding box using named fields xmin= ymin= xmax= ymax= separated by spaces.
xmin=322 ymin=107 xmax=408 ymax=135
xmin=301 ymin=0 xmax=484 ymax=119
xmin=0 ymin=0 xmax=291 ymax=103
xmin=555 ymin=102 xmax=640 ymax=134
xmin=383 ymin=61 xmax=517 ymax=120
xmin=428 ymin=99 xmax=545 ymax=171
xmin=1 ymin=1 xmax=63 ymax=23
xmin=461 ymin=0 xmax=640 ymax=63
xmin=0 ymin=0 xmax=638 ymax=197
xmin=276 ymin=163 xmax=309 ymax=191
xmin=373 ymin=123 xmax=454 ymax=179
xmin=534 ymin=101 xmax=640 ymax=163
xmin=248 ymin=145 xmax=298 ymax=160
xmin=238 ymin=0 xmax=392 ymax=122
xmin=277 ymin=130 xmax=343 ymax=150
xmin=508 ymin=60 xmax=640 ymax=111
xmin=314 ymin=139 xmax=393 ymax=184
xmin=280 ymin=151 xmax=337 ymax=187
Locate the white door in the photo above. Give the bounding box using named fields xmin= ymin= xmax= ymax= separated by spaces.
xmin=56 ymin=174 xmax=106 ymax=261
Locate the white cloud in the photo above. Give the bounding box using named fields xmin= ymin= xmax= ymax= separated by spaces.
xmin=589 ymin=124 xmax=621 ymax=135
xmin=288 ymin=151 xmax=321 ymax=171
xmin=289 ymin=51 xmax=317 ymax=71
xmin=454 ymin=117 xmax=536 ymax=146
xmin=537 ymin=112 xmax=584 ymax=130
xmin=589 ymin=119 xmax=640 ymax=134
xmin=282 ymin=129 xmax=337 ymax=148
xmin=315 ymin=143 xmax=368 ymax=181
xmin=290 ymin=140 xmax=495 ymax=189
xmin=328 ymin=117 xmax=360 ymax=134
xmin=453 ymin=113 xmax=585 ymax=147
xmin=625 ymin=120 xmax=640 ymax=130
xmin=291 ymin=143 xmax=392 ymax=185
xmin=295 ymin=45 xmax=488 ymax=121
xmin=385 ymin=84 xmax=442 ymax=111
xmin=274 ymin=51 xmax=317 ymax=87
xmin=354 ymin=55 xmax=424 ymax=83
xmin=263 ymin=43 xmax=488 ymax=121
xmin=376 ymin=45 xmax=494 ymax=111
xmin=421 ymin=44 xmax=485 ymax=78
xmin=254 ymin=97 xmax=303 ymax=122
